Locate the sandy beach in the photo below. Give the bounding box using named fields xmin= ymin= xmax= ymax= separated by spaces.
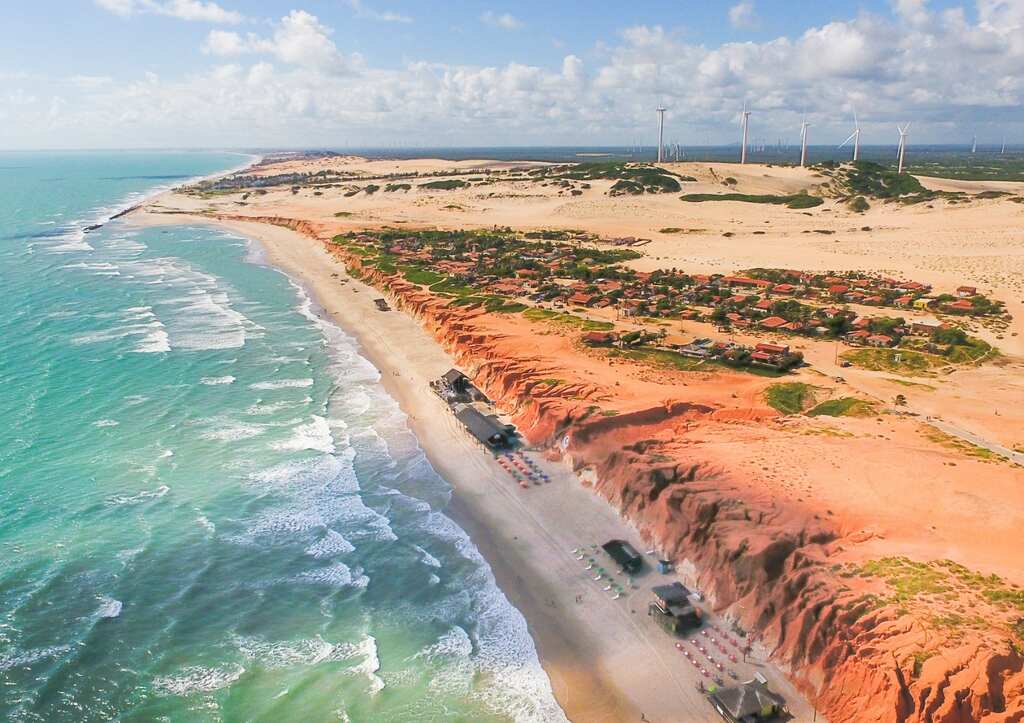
xmin=131 ymin=209 xmax=821 ymax=722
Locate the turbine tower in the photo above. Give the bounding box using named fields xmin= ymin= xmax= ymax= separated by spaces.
xmin=799 ymin=117 xmax=810 ymax=167
xmin=656 ymin=104 xmax=667 ymax=163
xmin=971 ymin=134 xmax=977 ymax=154
xmin=740 ymin=102 xmax=751 ymax=164
xmin=897 ymin=123 xmax=910 ymax=174
xmin=838 ymin=112 xmax=861 ymax=161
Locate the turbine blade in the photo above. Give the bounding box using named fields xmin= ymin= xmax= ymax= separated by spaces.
xmin=838 ymin=131 xmax=857 ymax=148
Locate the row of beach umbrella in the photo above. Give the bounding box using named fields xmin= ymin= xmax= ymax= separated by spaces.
xmin=572 ymin=544 xmax=628 ymax=600
xmin=497 ymin=451 xmax=550 ymax=489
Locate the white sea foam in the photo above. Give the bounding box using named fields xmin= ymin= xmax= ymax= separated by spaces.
xmin=349 ymin=635 xmax=385 ymax=695
xmin=412 ymin=544 xmax=442 ymax=569
xmin=0 ymin=645 xmax=71 ymax=672
xmin=196 ymin=515 xmax=216 ymax=534
xmin=245 ymin=399 xmax=309 ymax=416
xmin=106 ymin=484 xmax=169 ymax=507
xmin=93 ymin=419 xmax=120 ymax=428
xmin=249 ymin=378 xmax=314 ymax=390
xmin=153 ymin=664 xmax=245 ymax=696
xmin=96 ymin=596 xmax=123 ymax=619
xmin=200 ymin=421 xmax=266 ymax=442
xmin=200 ymin=375 xmax=236 ymax=386
xmin=71 ymin=306 xmax=169 ymax=353
xmin=305 ymin=529 xmax=355 ymax=558
xmin=271 ymin=416 xmax=335 ymax=454
xmin=120 ymin=257 xmax=253 ymax=351
xmin=296 ymin=562 xmax=369 ymax=590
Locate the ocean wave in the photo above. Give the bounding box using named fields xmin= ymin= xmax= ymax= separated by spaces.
xmin=153 ymin=663 xmax=245 ymax=696
xmin=349 ymin=634 xmax=385 ymax=695
xmin=93 ymin=419 xmax=120 ymax=428
xmin=412 ymin=544 xmax=442 ymax=569
xmin=200 ymin=375 xmax=236 ymax=386
xmin=305 ymin=529 xmax=355 ymax=558
xmin=271 ymin=415 xmax=335 ymax=454
xmin=96 ymin=596 xmax=123 ymax=619
xmin=105 ymin=484 xmax=169 ymax=507
xmin=249 ymin=378 xmax=314 ymax=390
xmin=0 ymin=645 xmax=71 ymax=672
xmin=121 ymin=257 xmax=252 ymax=351
xmin=199 ymin=421 xmax=266 ymax=442
xmin=296 ymin=562 xmax=369 ymax=590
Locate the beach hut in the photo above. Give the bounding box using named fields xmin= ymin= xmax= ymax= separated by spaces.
xmin=649 ymin=582 xmax=702 ymax=635
xmin=601 ymin=539 xmax=643 ymax=573
xmin=707 ymin=674 xmax=787 ymax=722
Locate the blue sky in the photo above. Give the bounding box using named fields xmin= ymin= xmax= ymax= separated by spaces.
xmin=1 ymin=1 xmax=1021 ymax=148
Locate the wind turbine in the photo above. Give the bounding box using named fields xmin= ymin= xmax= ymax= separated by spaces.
xmin=897 ymin=123 xmax=910 ymax=174
xmin=971 ymin=134 xmax=977 ymax=154
xmin=1001 ymin=136 xmax=1006 ymax=155
xmin=656 ymin=104 xmax=667 ymax=163
xmin=838 ymin=112 xmax=861 ymax=161
xmin=799 ymin=116 xmax=810 ymax=167
xmin=740 ymin=102 xmax=751 ymax=164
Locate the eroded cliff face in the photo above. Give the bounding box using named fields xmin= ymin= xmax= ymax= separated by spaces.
xmin=228 ymin=216 xmax=1024 ymax=723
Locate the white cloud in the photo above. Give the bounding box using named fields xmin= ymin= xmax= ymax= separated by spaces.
xmin=201 ymin=11 xmax=349 ymax=72
xmin=68 ymin=75 xmax=115 ymax=89
xmin=203 ymin=29 xmax=245 ymax=56
xmin=256 ymin=10 xmax=346 ymax=70
xmin=481 ymin=11 xmax=523 ymax=30
xmin=343 ymin=0 xmax=412 ymax=23
xmin=893 ymin=0 xmax=930 ymax=26
xmin=11 ymin=2 xmax=1024 ymax=148
xmin=94 ymin=0 xmax=242 ymax=23
xmin=729 ymin=2 xmax=759 ymax=30
xmin=96 ymin=0 xmax=136 ymax=16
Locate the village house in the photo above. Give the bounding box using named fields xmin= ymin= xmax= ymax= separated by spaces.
xmin=957 ymin=285 xmax=977 ymax=298
xmin=568 ymin=292 xmax=597 ymax=307
xmin=867 ymin=334 xmax=895 ymax=347
xmin=759 ymin=316 xmax=789 ymax=330
xmin=944 ymin=299 xmax=975 ymax=313
xmin=911 ymin=320 xmax=943 ymax=335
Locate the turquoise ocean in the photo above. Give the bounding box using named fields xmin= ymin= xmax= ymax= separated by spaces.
xmin=0 ymin=152 xmax=565 ymax=722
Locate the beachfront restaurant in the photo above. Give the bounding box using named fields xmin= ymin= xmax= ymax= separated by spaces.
xmin=454 ymin=404 xmax=516 ymax=450
xmin=708 ymin=674 xmax=787 ymax=723
xmin=649 ymin=582 xmax=702 ymax=635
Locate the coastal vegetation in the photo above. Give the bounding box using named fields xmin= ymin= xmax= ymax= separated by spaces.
xmin=421 ymin=179 xmax=470 ymax=190
xmin=679 ymin=192 xmax=824 ymax=209
xmin=807 ymin=397 xmax=875 ymax=417
xmin=528 ymin=162 xmax=685 ymax=195
xmin=764 ymin=382 xmax=815 ymax=414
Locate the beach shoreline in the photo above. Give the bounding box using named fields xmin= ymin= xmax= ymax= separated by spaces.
xmin=131 ymin=210 xmax=643 ymax=722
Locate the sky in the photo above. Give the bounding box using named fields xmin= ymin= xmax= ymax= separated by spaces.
xmin=0 ymin=0 xmax=1022 ymax=149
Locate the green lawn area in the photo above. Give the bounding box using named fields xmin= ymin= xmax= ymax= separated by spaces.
xmin=764 ymin=382 xmax=815 ymax=414
xmin=610 ymin=347 xmax=787 ymax=377
xmin=609 ymin=347 xmax=710 ymax=372
xmin=842 ymin=337 xmax=995 ymax=376
xmin=841 ymin=347 xmax=943 ymax=376
xmin=401 ymin=267 xmax=446 ymax=286
xmin=522 ymin=307 xmax=614 ymax=331
xmin=807 ymin=397 xmax=876 ymax=417
xmin=429 ymin=278 xmax=478 ymax=297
